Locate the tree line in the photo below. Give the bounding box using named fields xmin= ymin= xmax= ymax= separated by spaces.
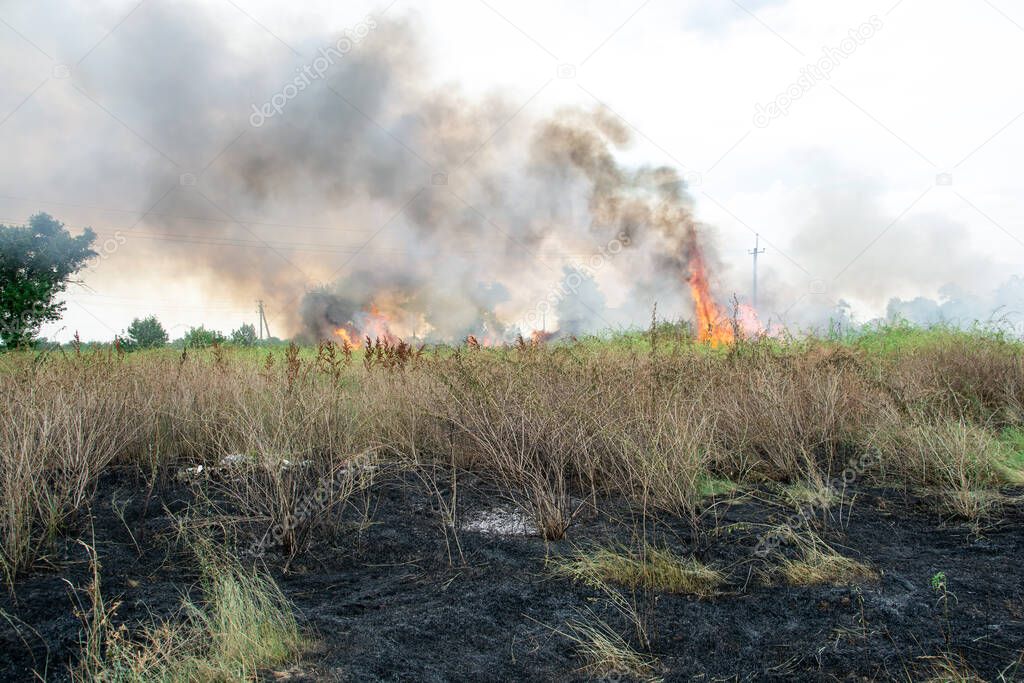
xmin=1 ymin=213 xmax=273 ymax=350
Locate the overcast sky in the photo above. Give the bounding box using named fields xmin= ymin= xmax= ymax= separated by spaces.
xmin=2 ymin=0 xmax=1023 ymax=340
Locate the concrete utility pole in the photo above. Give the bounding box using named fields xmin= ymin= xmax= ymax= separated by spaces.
xmin=257 ymin=300 xmax=271 ymax=340
xmin=748 ymin=234 xmax=765 ymax=309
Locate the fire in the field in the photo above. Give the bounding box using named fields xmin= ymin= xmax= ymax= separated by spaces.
xmin=333 ymin=305 xmax=398 ymax=349
xmin=685 ymin=224 xmax=762 ymax=347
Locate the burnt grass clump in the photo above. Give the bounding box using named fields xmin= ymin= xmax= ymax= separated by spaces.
xmin=1 ymin=468 xmax=1022 ymax=682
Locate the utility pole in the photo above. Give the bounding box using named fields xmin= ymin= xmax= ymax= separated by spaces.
xmin=257 ymin=300 xmax=271 ymax=340
xmin=748 ymin=234 xmax=765 ymax=309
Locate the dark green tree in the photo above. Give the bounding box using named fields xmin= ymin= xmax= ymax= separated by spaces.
xmin=230 ymin=322 xmax=258 ymax=346
xmin=125 ymin=315 xmax=169 ymax=350
xmin=181 ymin=325 xmax=226 ymax=349
xmin=0 ymin=213 xmax=96 ymax=348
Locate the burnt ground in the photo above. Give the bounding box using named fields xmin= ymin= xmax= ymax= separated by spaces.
xmin=1 ymin=469 xmax=1022 ymax=682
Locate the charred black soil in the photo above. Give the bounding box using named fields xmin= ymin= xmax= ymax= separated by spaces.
xmin=2 ymin=470 xmax=1022 ymax=682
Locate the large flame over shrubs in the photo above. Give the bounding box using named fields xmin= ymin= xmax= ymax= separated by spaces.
xmin=683 ymin=223 xmax=765 ymax=346
xmin=687 ymin=228 xmax=735 ymax=347
xmin=332 ymin=305 xmax=397 ymax=349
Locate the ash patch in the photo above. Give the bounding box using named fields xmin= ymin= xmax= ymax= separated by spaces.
xmin=459 ymin=505 xmax=538 ymax=536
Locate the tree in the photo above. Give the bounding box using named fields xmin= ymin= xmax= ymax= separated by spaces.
xmin=0 ymin=213 xmax=96 ymax=348
xmin=125 ymin=315 xmax=168 ymax=350
xmin=230 ymin=323 xmax=257 ymax=346
xmin=181 ymin=325 xmax=226 ymax=349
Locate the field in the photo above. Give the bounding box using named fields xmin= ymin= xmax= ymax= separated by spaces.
xmin=2 ymin=324 xmax=1023 ymax=681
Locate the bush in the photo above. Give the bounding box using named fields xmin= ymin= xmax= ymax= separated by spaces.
xmin=125 ymin=315 xmax=168 ymax=350
xmin=230 ymin=323 xmax=258 ymax=347
xmin=182 ymin=326 xmax=226 ymax=349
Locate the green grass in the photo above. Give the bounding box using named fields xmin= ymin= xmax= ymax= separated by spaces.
xmin=15 ymin=318 xmax=1024 ymax=365
xmin=844 ymin=320 xmax=1022 ymax=355
xmin=698 ymin=477 xmax=739 ymax=497
xmin=532 ymin=319 xmax=1024 ymax=360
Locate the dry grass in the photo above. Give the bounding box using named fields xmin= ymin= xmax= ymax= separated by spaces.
xmin=710 ymin=346 xmax=873 ymax=482
xmin=780 ymin=548 xmax=878 ymax=586
xmin=204 ymin=451 xmax=377 ymax=567
xmin=871 ymin=413 xmax=1011 ymax=518
xmin=918 ymin=653 xmax=987 ymax=683
xmin=0 ymin=353 xmax=154 ymax=583
xmin=559 ymin=611 xmax=661 ymax=682
xmin=0 ymin=346 xmax=405 ymax=582
xmin=768 ymin=526 xmax=878 ymax=586
xmin=554 ymin=544 xmax=724 ymax=597
xmin=2 ymin=332 xmax=1022 ymax=680
xmin=779 ymin=480 xmax=838 ymax=510
xmin=2 ymin=331 xmax=1023 ymax=582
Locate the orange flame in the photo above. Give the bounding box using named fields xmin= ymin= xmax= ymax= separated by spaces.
xmin=685 ymin=227 xmax=769 ymax=346
xmin=333 ymin=326 xmax=361 ymax=349
xmin=332 ymin=304 xmax=399 ymax=349
xmin=363 ymin=304 xmax=399 ymax=343
xmin=687 ymin=230 xmax=735 ymax=347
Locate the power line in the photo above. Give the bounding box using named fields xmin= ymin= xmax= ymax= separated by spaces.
xmin=70 ymin=291 xmax=244 ymax=305
xmin=62 ymin=299 xmax=254 ymax=313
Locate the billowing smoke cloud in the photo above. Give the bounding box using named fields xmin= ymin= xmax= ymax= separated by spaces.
xmin=0 ymin=2 xmax=721 ymax=342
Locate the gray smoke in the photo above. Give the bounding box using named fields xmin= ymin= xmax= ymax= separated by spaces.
xmin=885 ymin=277 xmax=1024 ymax=331
xmin=733 ymin=158 xmax=1016 ymax=334
xmin=0 ymin=2 xmax=719 ymax=342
